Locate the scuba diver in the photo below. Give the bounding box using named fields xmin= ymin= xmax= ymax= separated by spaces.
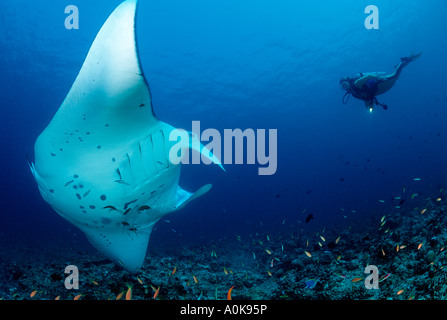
xmin=340 ymin=52 xmax=422 ymax=111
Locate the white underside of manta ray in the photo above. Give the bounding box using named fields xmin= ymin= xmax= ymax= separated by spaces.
xmin=30 ymin=0 xmax=224 ymax=273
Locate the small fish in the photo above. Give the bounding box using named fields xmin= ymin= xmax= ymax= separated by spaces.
xmin=378 ymin=199 xmax=385 ymax=203
xmin=420 ymin=208 xmax=427 ymax=214
xmin=116 ymin=291 xmax=124 ymax=300
xmin=55 ymin=295 xmax=60 ymax=300
xmin=265 ymin=249 xmax=272 ymax=255
xmin=380 ymin=215 xmax=386 ymax=222
xmin=351 ymin=277 xmax=363 ymax=283
xmin=227 ymin=286 xmax=234 ymax=300
xmin=137 ymin=277 xmax=143 ymax=285
xmin=304 ymin=251 xmax=312 ymax=258
xmin=223 ymin=267 xmax=228 ymax=275
xmin=30 ymin=290 xmax=37 ymax=298
xmin=64 ymin=180 xmax=74 ymax=187
xmin=304 ymin=279 xmax=317 ymax=289
xmin=335 ymin=236 xmax=341 ymax=244
xmin=396 ymin=245 xmax=399 ymax=253
xmin=413 ymin=178 xmax=421 ymax=181
xmin=270 ymin=258 xmax=274 ymax=268
xmin=91 ymin=280 xmax=99 ymax=285
xmin=336 ymin=255 xmax=342 ymax=261
xmin=193 ymin=275 xmax=199 ymax=284
xmin=379 ymin=273 xmax=391 ymax=282
xmin=418 ymin=243 xmax=424 ymax=250
xmin=411 ymin=193 xmax=419 ymax=199
xmin=171 ymin=266 xmax=177 ymax=276
xmin=436 ymin=197 xmax=442 ymax=202
xmin=397 ymin=289 xmax=404 ymax=295
xmin=305 ymin=214 xmax=314 ymax=223
xmin=74 ymin=294 xmax=82 ymax=300
xmin=318 ymin=241 xmax=322 ymax=247
xmin=266 ymin=235 xmax=270 ymax=241
xmin=267 ymin=270 xmax=272 ymax=276
xmin=320 ymin=235 xmax=326 ymax=242
xmin=400 ymin=245 xmax=407 ymax=250
xmin=281 ymin=245 xmax=284 ymax=251
xmin=153 ymin=287 xmax=160 ymax=299
xmin=126 ymin=284 xmax=133 ymax=300
xmin=252 ymin=252 xmax=256 ymax=260
xmin=381 ymin=249 xmax=386 ymax=256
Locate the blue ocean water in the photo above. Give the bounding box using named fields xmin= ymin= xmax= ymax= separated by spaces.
xmin=0 ymin=0 xmax=446 ymax=260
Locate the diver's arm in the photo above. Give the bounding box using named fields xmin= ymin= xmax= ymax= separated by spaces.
xmin=353 ymin=74 xmax=379 ymax=88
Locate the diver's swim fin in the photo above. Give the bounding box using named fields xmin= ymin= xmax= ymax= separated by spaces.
xmin=401 ymin=52 xmax=422 ymax=65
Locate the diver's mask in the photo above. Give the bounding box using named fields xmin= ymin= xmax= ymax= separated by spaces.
xmin=339 ymin=78 xmax=352 ymax=92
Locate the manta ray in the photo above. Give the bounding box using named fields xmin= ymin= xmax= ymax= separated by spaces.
xmin=30 ymin=0 xmax=224 ymax=273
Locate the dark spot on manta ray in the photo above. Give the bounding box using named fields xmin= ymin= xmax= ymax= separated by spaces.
xmin=80 ymin=206 xmax=84 ymax=209
xmin=122 ymin=222 xmax=130 ymax=226
xmin=76 ymin=193 xmax=81 ymax=200
xmin=49 ymin=189 xmax=54 ymax=193
xmin=79 ymin=184 xmax=84 ymax=189
xmin=112 ymin=158 xmax=116 ymax=162
xmin=50 ymin=153 xmax=56 ymax=157
xmin=100 ymin=195 xmax=107 ymax=201
xmin=97 ymin=145 xmax=101 ymax=149
xmin=139 ymin=103 xmax=145 ymax=107
xmin=73 ymin=185 xmax=78 ymax=190
xmin=105 ymin=124 xmax=109 ymax=127
xmin=100 ymin=217 xmax=112 ymax=224
xmin=86 ymin=132 xmax=90 ymax=135
xmin=89 ymin=205 xmax=96 ymax=210
xmin=83 ymin=190 xmax=91 ymax=198
xmin=74 ymin=174 xmax=79 ymax=178
xmin=138 ymin=205 xmax=151 ymax=212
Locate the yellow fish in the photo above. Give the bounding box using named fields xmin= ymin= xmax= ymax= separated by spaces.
xmin=126 ymin=284 xmax=133 ymax=300
xmin=320 ymin=235 xmax=326 ymax=242
xmin=116 ymin=291 xmax=124 ymax=300
xmin=351 ymin=277 xmax=363 ymax=283
xmin=73 ymin=294 xmax=82 ymax=300
xmin=304 ymin=251 xmax=312 ymax=258
xmin=418 ymin=243 xmax=424 ymax=250
xmin=30 ymin=290 xmax=37 ymax=298
xmin=335 ymin=236 xmax=341 ymax=244
xmin=137 ymin=277 xmax=143 ymax=285
xmin=397 ymin=289 xmax=404 ymax=295
xmin=420 ymin=208 xmax=427 ymax=214
xmin=223 ymin=267 xmax=228 ymax=275
xmin=265 ymin=249 xmax=272 ymax=255
xmin=193 ymin=275 xmax=199 ymax=284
